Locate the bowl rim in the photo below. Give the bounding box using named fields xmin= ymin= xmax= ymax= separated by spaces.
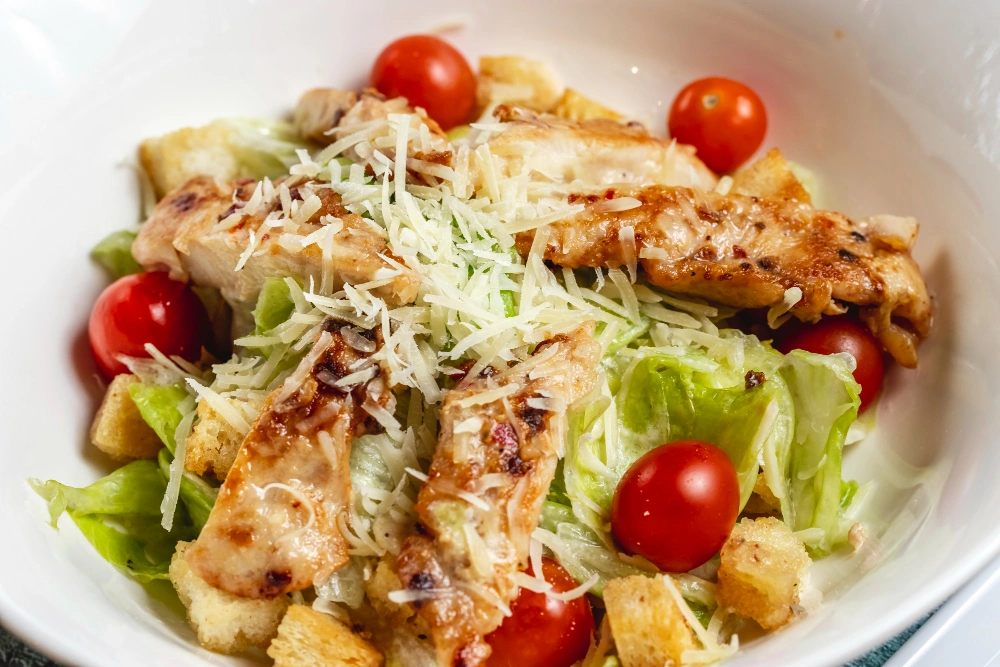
xmin=3 ymin=524 xmax=999 ymax=667
xmin=2 ymin=2 xmax=998 ymax=665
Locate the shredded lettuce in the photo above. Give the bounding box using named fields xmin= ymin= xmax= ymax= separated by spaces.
xmin=91 ymin=229 xmax=142 ymax=279
xmin=29 ymin=461 xmax=195 ymax=583
xmin=606 ymin=318 xmax=651 ymax=356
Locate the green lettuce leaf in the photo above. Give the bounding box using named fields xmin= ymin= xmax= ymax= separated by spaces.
xmin=567 ymin=337 xmax=792 ymax=532
xmin=777 ymin=350 xmax=861 ymax=553
xmin=69 ymin=513 xmax=174 ymax=583
xmin=559 ymin=330 xmax=860 ymax=578
xmin=30 ymin=460 xmax=165 ymax=526
xmin=129 ymin=380 xmax=217 ymax=531
xmin=157 ymin=449 xmax=216 ymax=532
xmin=91 ymin=230 xmax=142 ymax=279
xmin=253 ymin=277 xmax=296 ymax=334
xmin=29 ymin=461 xmax=194 ymax=583
xmin=248 ymin=277 xmax=308 ymax=378
xmin=501 ymin=290 xmax=516 ymax=318
xmin=128 ymin=382 xmax=191 ymax=453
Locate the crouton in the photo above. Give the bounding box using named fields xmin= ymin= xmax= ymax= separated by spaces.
xmin=550 ymin=88 xmax=624 ymax=122
xmin=267 ymin=605 xmax=383 ymax=667
xmin=365 ymin=558 xmax=414 ymax=623
xmin=717 ymin=517 xmax=811 ymax=630
xmin=604 ymin=575 xmax=696 ymax=667
xmin=89 ymin=373 xmax=162 ymax=460
xmin=184 ymin=396 xmax=260 ymax=479
xmin=294 ymin=88 xmax=359 ymax=144
xmin=139 ymin=123 xmax=241 ymax=198
xmin=477 ymin=55 xmax=563 ymax=113
xmin=169 ymin=541 xmax=289 ymax=653
xmin=730 ymin=148 xmax=812 ymax=204
xmin=742 ymin=472 xmax=782 ymax=517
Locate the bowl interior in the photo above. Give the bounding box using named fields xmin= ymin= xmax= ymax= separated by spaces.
xmin=2 ymin=1 xmax=1000 ymax=666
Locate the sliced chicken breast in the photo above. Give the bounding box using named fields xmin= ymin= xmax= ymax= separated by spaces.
xmin=132 ymin=176 xmax=420 ymax=307
xmin=186 ymin=322 xmax=387 ymax=598
xmin=486 ymin=105 xmax=718 ymax=190
xmin=515 ymin=186 xmax=932 ymax=367
xmin=396 ymin=322 xmax=601 ymax=667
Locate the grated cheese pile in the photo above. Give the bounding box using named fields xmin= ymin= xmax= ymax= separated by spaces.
xmin=173 ymin=101 xmax=752 ymax=663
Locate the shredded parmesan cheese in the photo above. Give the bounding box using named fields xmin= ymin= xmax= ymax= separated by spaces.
xmin=767 ymin=286 xmax=803 ymax=329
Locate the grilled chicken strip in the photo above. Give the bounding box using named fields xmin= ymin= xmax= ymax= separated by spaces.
xmin=397 ymin=323 xmax=601 ymax=667
xmin=486 ymin=105 xmax=718 ymax=190
xmin=296 ymin=87 xmax=451 ymax=166
xmin=516 ymin=187 xmax=931 ymax=367
xmin=133 ymin=176 xmax=420 ymax=308
xmin=186 ymin=322 xmax=387 ymax=598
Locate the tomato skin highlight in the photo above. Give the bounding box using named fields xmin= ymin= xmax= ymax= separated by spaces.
xmin=88 ymin=272 xmax=211 ymax=379
xmin=485 ymin=558 xmax=594 ymax=667
xmin=611 ymin=440 xmax=740 ymax=573
xmin=370 ymin=34 xmax=476 ymax=130
xmin=776 ymin=316 xmax=885 ymax=412
xmin=668 ymin=76 xmax=767 ymax=174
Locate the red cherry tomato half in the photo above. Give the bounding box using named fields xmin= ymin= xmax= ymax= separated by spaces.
xmin=89 ymin=272 xmax=210 ymax=379
xmin=486 ymin=557 xmax=594 ymax=667
xmin=370 ymin=34 xmax=476 ymax=130
xmin=776 ymin=316 xmax=885 ymax=412
xmin=668 ymin=77 xmax=767 ymax=174
xmin=611 ymin=440 xmax=740 ymax=573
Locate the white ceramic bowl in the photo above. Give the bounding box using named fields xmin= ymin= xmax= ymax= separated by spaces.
xmin=2 ymin=1 xmax=1000 ymax=665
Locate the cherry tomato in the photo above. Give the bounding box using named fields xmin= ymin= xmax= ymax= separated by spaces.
xmin=486 ymin=558 xmax=594 ymax=667
xmin=89 ymin=272 xmax=210 ymax=379
xmin=370 ymin=35 xmax=476 ymax=130
xmin=611 ymin=440 xmax=740 ymax=572
xmin=668 ymin=77 xmax=767 ymax=174
xmin=776 ymin=316 xmax=885 ymax=412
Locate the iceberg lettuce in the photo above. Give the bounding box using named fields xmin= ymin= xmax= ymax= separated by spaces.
xmin=557 ymin=329 xmax=860 ymax=579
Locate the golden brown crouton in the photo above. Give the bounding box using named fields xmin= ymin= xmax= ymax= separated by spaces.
xmin=169 ymin=541 xmax=289 ymax=653
xmin=477 ymin=55 xmax=563 ymax=113
xmin=365 ymin=558 xmax=414 ymax=624
xmin=550 ymin=88 xmax=624 ymax=122
xmin=139 ymin=123 xmax=241 ymax=198
xmin=742 ymin=472 xmax=782 ymax=517
xmin=730 ymin=148 xmax=812 ymax=204
xmin=184 ymin=396 xmax=260 ymax=479
xmin=717 ymin=517 xmax=811 ymax=630
xmin=267 ymin=605 xmax=383 ymax=667
xmin=294 ymin=88 xmax=359 ymax=144
xmin=89 ymin=374 xmax=162 ymax=460
xmin=604 ymin=575 xmax=697 ymax=667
